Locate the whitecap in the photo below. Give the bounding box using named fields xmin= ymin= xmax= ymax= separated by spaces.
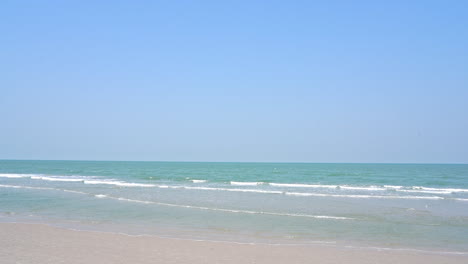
xmin=191 ymin=180 xmax=207 ymax=183
xmin=83 ymin=180 xmax=155 ymax=187
xmin=230 ymin=181 xmax=264 ymax=186
xmin=0 ymin=173 xmax=36 ymax=178
xmin=284 ymin=192 xmax=444 ymax=200
xmin=269 ymin=183 xmax=338 ymax=188
xmin=31 ymin=176 xmax=84 ymax=182
xmin=109 ymin=196 xmax=353 ymax=220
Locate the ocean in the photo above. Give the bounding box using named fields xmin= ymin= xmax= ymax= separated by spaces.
xmin=1 ymin=160 xmax=467 ymax=253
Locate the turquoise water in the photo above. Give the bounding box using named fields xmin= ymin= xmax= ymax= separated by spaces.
xmin=1 ymin=160 xmax=467 ymax=252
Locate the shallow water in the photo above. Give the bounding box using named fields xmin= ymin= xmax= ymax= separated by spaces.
xmin=1 ymin=160 xmax=467 ymax=252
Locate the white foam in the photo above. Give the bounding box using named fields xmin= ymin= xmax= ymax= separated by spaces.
xmin=4 ymin=171 xmax=468 ymax=196
xmin=83 ymin=180 xmax=122 ymax=185
xmin=114 ymin=182 xmax=155 ymax=187
xmin=269 ymin=183 xmax=386 ymax=191
xmin=3 ymin=183 xmax=468 ymax=227
xmin=0 ymin=184 xmax=54 ymax=190
xmin=31 ymin=176 xmax=84 ymax=182
xmin=396 ymin=189 xmax=452 ymax=195
xmin=182 ymin=186 xmax=283 ymax=194
xmin=270 ymin=183 xmax=468 ymax=194
xmin=0 ymin=184 xmax=88 ymax=195
xmin=413 ymin=186 xmax=468 ymax=193
xmin=0 ymin=173 xmax=103 ymax=184
xmin=384 ymin=185 xmax=403 ymax=189
xmin=83 ymin=180 xmax=155 ymax=187
xmin=0 ymin=173 xmax=36 ymax=178
xmin=5 ymin=182 xmax=468 ymax=202
xmin=191 ymin=180 xmax=207 ymax=183
xmin=384 ymin=185 xmax=468 ymax=193
xmin=230 ymin=181 xmax=264 ymax=186
xmin=0 ymin=174 xmax=154 ymax=188
xmin=284 ymin=192 xmax=444 ymax=200
xmin=340 ymin=186 xmax=386 ymax=191
xmin=110 ymin=196 xmax=353 ymax=220
xmin=270 ymin=183 xmax=338 ymax=188
xmin=3 ymin=172 xmax=468 ymax=202
xmin=151 ymin=185 xmax=468 ymax=201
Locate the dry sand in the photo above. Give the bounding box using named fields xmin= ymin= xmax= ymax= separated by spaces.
xmin=0 ymin=223 xmax=466 ymax=264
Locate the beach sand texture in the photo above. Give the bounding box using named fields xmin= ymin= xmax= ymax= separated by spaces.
xmin=1 ymin=223 xmax=466 ymax=264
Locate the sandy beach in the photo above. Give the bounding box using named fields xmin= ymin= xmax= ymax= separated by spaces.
xmin=3 ymin=0 xmax=468 ymax=262
xmin=0 ymin=223 xmax=466 ymax=264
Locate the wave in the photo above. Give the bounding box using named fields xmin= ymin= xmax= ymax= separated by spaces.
xmin=270 ymin=183 xmax=338 ymax=188
xmin=411 ymin=186 xmax=468 ymax=193
xmin=284 ymin=192 xmax=444 ymax=200
xmin=146 ymin=185 xmax=283 ymax=194
xmin=111 ymin=197 xmax=353 ymax=220
xmin=0 ymin=184 xmax=55 ymax=190
xmin=270 ymin=182 xmax=468 ymax=194
xmin=0 ymin=184 xmax=352 ymax=220
xmin=151 ymin=185 xmax=468 ymax=201
xmin=340 ymin=186 xmax=386 ymax=191
xmin=0 ymin=175 xmax=154 ymax=187
xmin=83 ymin=180 xmax=155 ymax=187
xmin=0 ymin=173 xmax=37 ymax=178
xmin=182 ymin=186 xmax=283 ymax=194
xmin=396 ymin=189 xmax=452 ymax=195
xmin=1 ymin=181 xmax=467 ymax=202
xmin=269 ymin=183 xmax=388 ymax=191
xmin=0 ymin=184 xmax=89 ymax=196
xmin=3 ymin=180 xmax=466 ymax=202
xmin=387 ymin=185 xmax=468 ymax=194
xmin=389 ymin=186 xmax=468 ymax=195
xmin=191 ymin=180 xmax=206 ymax=183
xmin=3 ymin=173 xmax=468 ymax=198
xmin=383 ymin=185 xmax=403 ymax=189
xmin=31 ymin=176 xmax=84 ymax=182
xmin=230 ymin=181 xmax=264 ymax=186
xmin=0 ymin=173 xmax=95 ymax=182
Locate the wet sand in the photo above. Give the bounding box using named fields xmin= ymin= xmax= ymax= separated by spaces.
xmin=1 ymin=223 xmax=466 ymax=264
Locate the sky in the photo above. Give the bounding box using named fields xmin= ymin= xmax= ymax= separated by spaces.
xmin=1 ymin=0 xmax=467 ymax=163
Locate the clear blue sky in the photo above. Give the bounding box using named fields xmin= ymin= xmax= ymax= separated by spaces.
xmin=1 ymin=0 xmax=467 ymax=163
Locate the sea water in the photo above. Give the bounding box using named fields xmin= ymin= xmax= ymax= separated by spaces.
xmin=1 ymin=160 xmax=467 ymax=253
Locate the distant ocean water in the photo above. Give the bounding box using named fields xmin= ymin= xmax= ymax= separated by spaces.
xmin=1 ymin=160 xmax=467 ymax=253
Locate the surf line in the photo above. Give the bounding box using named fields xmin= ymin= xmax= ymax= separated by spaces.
xmin=0 ymin=184 xmax=353 ymax=221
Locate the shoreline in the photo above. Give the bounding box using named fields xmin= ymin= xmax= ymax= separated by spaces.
xmin=4 ymin=217 xmax=468 ymax=255
xmin=2 ymin=223 xmax=467 ymax=264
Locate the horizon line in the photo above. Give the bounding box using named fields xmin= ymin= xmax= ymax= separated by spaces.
xmin=0 ymin=158 xmax=466 ymax=165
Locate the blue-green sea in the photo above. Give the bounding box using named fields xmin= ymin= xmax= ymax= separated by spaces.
xmin=1 ymin=160 xmax=467 ymax=253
